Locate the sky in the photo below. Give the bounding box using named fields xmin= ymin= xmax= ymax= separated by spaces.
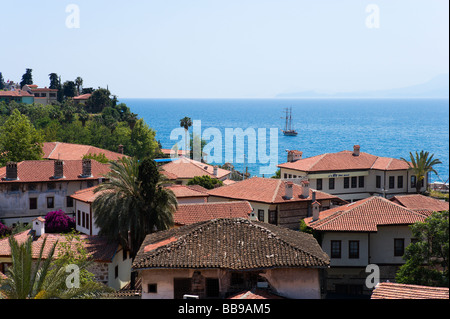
xmin=1 ymin=0 xmax=448 ymax=98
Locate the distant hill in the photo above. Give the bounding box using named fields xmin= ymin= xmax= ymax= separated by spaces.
xmin=276 ymin=74 xmax=449 ymax=98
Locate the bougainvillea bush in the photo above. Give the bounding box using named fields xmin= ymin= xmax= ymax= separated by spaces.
xmin=0 ymin=222 xmax=9 ymax=237
xmin=44 ymin=210 xmax=76 ymax=233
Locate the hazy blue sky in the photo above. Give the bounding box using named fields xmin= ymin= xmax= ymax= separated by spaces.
xmin=1 ymin=0 xmax=448 ymax=98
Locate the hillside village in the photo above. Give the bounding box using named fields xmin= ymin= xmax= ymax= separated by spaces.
xmin=0 ymin=76 xmax=449 ymax=300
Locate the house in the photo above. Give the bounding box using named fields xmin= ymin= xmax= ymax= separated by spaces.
xmin=132 ymin=218 xmax=330 ymax=299
xmin=371 ymin=282 xmax=449 ymax=299
xmin=43 ymin=141 xmax=127 ymax=161
xmin=0 ymin=159 xmax=110 ymax=226
xmin=0 ymin=89 xmax=34 ymax=104
xmin=22 ymin=85 xmax=58 ymax=105
xmin=304 ymin=196 xmax=428 ymax=296
xmin=73 ymin=93 xmax=92 ymax=105
xmin=207 ymin=177 xmax=346 ymax=230
xmin=277 ymin=145 xmax=426 ymax=202
xmin=389 ymin=194 xmax=449 ymax=215
xmin=0 ymin=217 xmax=129 ymax=290
xmin=159 ymin=157 xmax=231 ymax=185
xmin=173 ymin=201 xmax=253 ymax=226
xmin=165 ymin=184 xmax=209 ymax=204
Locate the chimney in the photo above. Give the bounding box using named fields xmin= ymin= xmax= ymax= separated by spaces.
xmin=213 ymin=165 xmax=218 ymax=177
xmin=287 ymin=150 xmax=302 ymax=163
xmin=353 ymin=145 xmax=360 ymax=156
xmin=312 ymin=201 xmax=321 ymax=221
xmin=53 ymin=159 xmax=64 ymax=179
xmin=284 ymin=181 xmax=293 ymax=199
xmin=5 ymin=162 xmax=18 ymax=180
xmin=32 ymin=217 xmax=45 ymax=237
xmin=301 ymin=180 xmax=310 ymax=198
xmin=81 ymin=158 xmax=92 ymax=177
xmin=118 ymin=144 xmax=124 ymax=154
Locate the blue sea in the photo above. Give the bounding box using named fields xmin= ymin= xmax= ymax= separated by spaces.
xmin=120 ymin=98 xmax=449 ymax=183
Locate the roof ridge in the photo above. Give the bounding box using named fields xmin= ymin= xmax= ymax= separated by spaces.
xmin=46 ymin=142 xmax=60 ymax=159
xmin=271 ymin=179 xmax=283 ymax=203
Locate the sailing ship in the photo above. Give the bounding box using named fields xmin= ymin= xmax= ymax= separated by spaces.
xmin=282 ymin=107 xmax=298 ymax=136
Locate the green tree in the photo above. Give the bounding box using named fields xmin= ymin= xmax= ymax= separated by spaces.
xmin=187 ymin=175 xmax=223 ymax=190
xmin=0 ymin=235 xmax=109 ymax=299
xmin=401 ymin=151 xmax=442 ymax=194
xmin=63 ymin=81 xmax=77 ymax=99
xmin=180 ymin=116 xmax=192 ymax=158
xmin=48 ymin=73 xmax=60 ymax=89
xmin=0 ymin=109 xmax=43 ymax=166
xmin=19 ymin=68 xmax=33 ymax=88
xmin=85 ymin=88 xmax=111 ymax=113
xmin=92 ymin=157 xmax=177 ymax=259
xmin=0 ymin=72 xmax=5 ymax=90
xmin=129 ymin=118 xmax=158 ymax=160
xmin=396 ymin=211 xmax=449 ymax=287
xmin=75 ymin=76 xmax=83 ymax=95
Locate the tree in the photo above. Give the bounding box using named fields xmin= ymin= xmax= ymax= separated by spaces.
xmin=401 ymin=151 xmax=442 ymax=194
xmin=180 ymin=116 xmax=192 ymax=158
xmin=396 ymin=211 xmax=449 ymax=287
xmin=63 ymin=81 xmax=77 ymax=99
xmin=75 ymin=77 xmax=83 ymax=96
xmin=129 ymin=118 xmax=158 ymax=160
xmin=187 ymin=175 xmax=223 ymax=190
xmin=19 ymin=68 xmax=33 ymax=88
xmin=0 ymin=72 xmax=5 ymax=90
xmin=44 ymin=210 xmax=76 ymax=233
xmin=85 ymin=88 xmax=111 ymax=113
xmin=48 ymin=73 xmax=60 ymax=89
xmin=0 ymin=235 xmax=109 ymax=299
xmin=0 ymin=109 xmax=43 ymax=166
xmin=92 ymin=157 xmax=177 ymax=259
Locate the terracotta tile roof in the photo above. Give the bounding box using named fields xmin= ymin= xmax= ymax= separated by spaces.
xmin=390 ymin=194 xmax=449 ymax=213
xmin=0 ymin=89 xmax=33 ymax=97
xmin=305 ymin=196 xmax=427 ymax=232
xmin=207 ymin=177 xmax=344 ymax=204
xmin=0 ymin=231 xmax=117 ymax=262
xmin=165 ymin=185 xmax=209 ymax=199
xmin=371 ymin=282 xmax=449 ymax=299
xmin=174 ymin=201 xmax=252 ymax=226
xmin=73 ymin=93 xmax=92 ymax=100
xmin=132 ymin=218 xmax=330 ymax=271
xmin=278 ymin=150 xmax=410 ymax=172
xmin=70 ymin=185 xmax=104 ymax=203
xmin=227 ymin=289 xmax=285 ymax=299
xmin=0 ymin=159 xmax=110 ymax=183
xmin=43 ymin=142 xmax=127 ymax=161
xmin=160 ymin=158 xmax=230 ymax=180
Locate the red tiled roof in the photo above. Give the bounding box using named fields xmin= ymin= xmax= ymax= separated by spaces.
xmin=207 ymin=177 xmax=344 ymax=204
xmin=278 ymin=150 xmax=410 ymax=172
xmin=160 ymin=158 xmax=230 ymax=180
xmin=31 ymin=88 xmax=58 ymax=92
xmin=174 ymin=201 xmax=252 ymax=226
xmin=227 ymin=289 xmax=285 ymax=299
xmin=43 ymin=142 xmax=127 ymax=161
xmin=165 ymin=184 xmax=209 ymax=199
xmin=305 ymin=196 xmax=427 ymax=232
xmin=0 ymin=90 xmax=33 ymax=97
xmin=0 ymin=231 xmax=117 ymax=262
xmin=371 ymin=282 xmax=449 ymax=299
xmin=390 ymin=194 xmax=449 ymax=213
xmin=73 ymin=93 xmax=92 ymax=100
xmin=0 ymin=159 xmax=110 ymax=183
xmin=70 ymin=185 xmax=105 ymax=203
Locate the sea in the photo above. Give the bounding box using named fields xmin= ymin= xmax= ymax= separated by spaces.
xmin=120 ymin=98 xmax=449 ymax=183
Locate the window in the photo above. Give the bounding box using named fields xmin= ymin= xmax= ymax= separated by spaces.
xmin=376 ymin=175 xmax=381 ymax=189
xmin=398 ymin=176 xmax=403 ymax=189
xmin=49 ymin=93 xmax=56 ymax=98
xmin=85 ymin=213 xmax=89 ymax=230
xmin=316 ymin=178 xmax=323 ymax=190
xmin=351 ymin=176 xmax=357 ymax=188
xmin=47 ymin=197 xmax=54 ymax=209
xmin=329 ymin=178 xmax=335 ymax=190
xmin=206 ymin=278 xmax=220 ymax=298
xmin=344 ymin=177 xmax=349 ymax=189
xmin=82 ymin=212 xmax=85 ymax=228
xmin=394 ymin=238 xmax=405 ymax=257
xmin=268 ymin=210 xmax=277 ymax=225
xmin=40 ymin=93 xmax=47 ymax=97
xmin=358 ymin=176 xmax=364 ymax=188
xmin=77 ymin=210 xmax=81 ymax=226
xmin=87 ymin=180 xmax=94 ymax=188
xmin=47 ymin=182 xmax=56 ymax=191
xmin=28 ymin=184 xmax=37 ymax=191
xmin=284 ymin=173 xmax=287 ymax=179
xmin=330 ymin=240 xmax=341 ymax=258
xmin=258 ymin=209 xmax=264 ymax=222
xmin=29 ymin=198 xmax=37 ymax=210
xmin=411 ymin=175 xmax=417 ymax=188
xmin=66 ymin=196 xmax=74 ymax=208
xmin=147 ymin=284 xmax=157 ymax=293
xmin=349 ymin=241 xmax=359 ymax=259
xmin=389 ymin=176 xmax=395 ymax=189
xmin=123 ymin=249 xmax=128 ymax=261
xmin=115 ymin=265 xmax=119 ymax=279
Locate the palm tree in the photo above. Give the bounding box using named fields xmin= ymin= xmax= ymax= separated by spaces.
xmin=0 ymin=236 xmax=108 ymax=299
xmin=75 ymin=76 xmax=83 ymax=96
xmin=401 ymin=150 xmax=442 ymax=194
xmin=92 ymin=157 xmax=177 ymax=259
xmin=179 ymin=116 xmax=192 ymax=158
